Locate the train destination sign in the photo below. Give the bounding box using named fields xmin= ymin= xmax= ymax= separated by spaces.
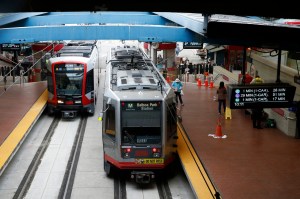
xmin=227 ymin=83 xmax=296 ymax=109
xmin=121 ymin=101 xmax=161 ymax=111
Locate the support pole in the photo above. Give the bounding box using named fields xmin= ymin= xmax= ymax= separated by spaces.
xmin=241 ymin=47 xmax=247 ymax=85
xmin=276 ymin=49 xmax=282 ymax=83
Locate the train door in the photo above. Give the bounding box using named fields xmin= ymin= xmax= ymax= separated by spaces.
xmin=102 ymin=101 xmax=117 ymax=174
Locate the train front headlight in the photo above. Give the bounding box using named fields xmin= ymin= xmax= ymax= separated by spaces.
xmin=123 ymin=148 xmax=131 ymax=158
xmin=74 ymin=100 xmax=81 ymax=104
xmin=57 ymin=99 xmax=64 ymax=104
xmin=153 ymin=153 xmax=160 ymax=158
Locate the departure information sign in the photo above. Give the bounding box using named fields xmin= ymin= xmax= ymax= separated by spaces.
xmin=183 ymin=42 xmax=203 ymax=49
xmin=1 ymin=43 xmax=21 ymax=51
xmin=228 ymin=83 xmax=296 ymax=109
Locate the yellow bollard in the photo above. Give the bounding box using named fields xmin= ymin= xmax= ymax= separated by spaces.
xmin=225 ymin=107 xmax=232 ymax=120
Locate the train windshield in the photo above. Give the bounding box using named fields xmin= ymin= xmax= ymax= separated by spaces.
xmin=54 ymin=63 xmax=84 ymax=95
xmin=121 ymin=101 xmax=161 ymax=145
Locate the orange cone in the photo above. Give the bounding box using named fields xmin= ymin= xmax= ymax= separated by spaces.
xmin=215 ymin=123 xmax=222 ymax=137
xmin=209 ymin=81 xmax=214 ymax=88
xmin=208 ymin=117 xmax=227 ymax=139
xmin=197 ymin=78 xmax=202 ymax=86
xmin=205 ymin=79 xmax=208 ymax=87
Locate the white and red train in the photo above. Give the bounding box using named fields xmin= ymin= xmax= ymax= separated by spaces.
xmin=46 ymin=40 xmax=100 ymax=118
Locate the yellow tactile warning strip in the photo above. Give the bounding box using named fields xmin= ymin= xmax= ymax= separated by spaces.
xmin=0 ymin=89 xmax=47 ymax=174
xmin=177 ymin=124 xmax=221 ymax=199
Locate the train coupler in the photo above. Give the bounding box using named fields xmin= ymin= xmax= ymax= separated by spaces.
xmin=62 ymin=111 xmax=77 ymax=119
xmin=131 ymin=171 xmax=155 ymax=184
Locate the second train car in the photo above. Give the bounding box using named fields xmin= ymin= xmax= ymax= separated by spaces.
xmin=47 ymin=40 xmax=100 ymax=118
xmin=101 ymin=43 xmax=178 ymax=183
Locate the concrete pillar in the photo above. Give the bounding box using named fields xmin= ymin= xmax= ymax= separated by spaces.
xmin=163 ymin=49 xmax=176 ymax=68
xmin=151 ymin=47 xmax=158 ymax=65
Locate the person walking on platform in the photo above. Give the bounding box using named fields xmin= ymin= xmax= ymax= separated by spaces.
xmin=250 ymin=75 xmax=264 ymax=129
xmin=216 ymin=81 xmax=227 ymax=114
xmin=172 ymin=78 xmax=184 ymax=106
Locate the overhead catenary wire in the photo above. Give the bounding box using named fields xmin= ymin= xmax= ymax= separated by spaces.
xmin=0 ymin=42 xmax=62 ymax=96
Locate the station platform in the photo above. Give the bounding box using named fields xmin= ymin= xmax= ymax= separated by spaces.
xmin=0 ymin=80 xmax=300 ymax=199
xmin=0 ymin=81 xmax=47 ymax=174
xmin=180 ymin=82 xmax=300 ymax=199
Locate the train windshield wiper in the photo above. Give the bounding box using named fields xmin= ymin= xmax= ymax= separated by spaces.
xmin=124 ymin=131 xmax=136 ymax=144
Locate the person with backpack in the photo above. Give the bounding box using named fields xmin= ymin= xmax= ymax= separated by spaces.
xmin=172 ymin=78 xmax=184 ymax=106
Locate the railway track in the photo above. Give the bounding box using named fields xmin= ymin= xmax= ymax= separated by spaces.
xmin=12 ymin=115 xmax=87 ymax=199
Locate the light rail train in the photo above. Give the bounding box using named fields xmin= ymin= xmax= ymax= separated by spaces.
xmin=101 ymin=44 xmax=178 ymax=183
xmin=46 ymin=40 xmax=100 ymax=118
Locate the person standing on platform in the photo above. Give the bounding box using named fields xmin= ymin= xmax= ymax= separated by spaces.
xmin=172 ymin=78 xmax=184 ymax=106
xmin=250 ymin=75 xmax=264 ymax=84
xmin=251 ymin=108 xmax=264 ymax=129
xmin=250 ymin=75 xmax=264 ymax=129
xmin=216 ymin=81 xmax=227 ymax=114
xmin=184 ymin=65 xmax=190 ymax=82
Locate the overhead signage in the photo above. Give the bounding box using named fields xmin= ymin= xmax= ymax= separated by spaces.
xmin=1 ymin=43 xmax=21 ymax=51
xmin=227 ymin=83 xmax=296 ymax=109
xmin=183 ymin=42 xmax=203 ymax=49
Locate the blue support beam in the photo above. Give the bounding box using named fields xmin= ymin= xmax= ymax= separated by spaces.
xmin=20 ymin=12 xmax=170 ymax=26
xmin=154 ymin=12 xmax=206 ymax=35
xmin=0 ymin=25 xmax=202 ymax=43
xmin=0 ymin=12 xmax=47 ymax=26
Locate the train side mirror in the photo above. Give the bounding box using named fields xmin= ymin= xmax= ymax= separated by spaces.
xmin=107 ymin=98 xmax=112 ymax=104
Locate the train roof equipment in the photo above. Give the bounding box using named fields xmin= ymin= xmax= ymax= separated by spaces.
xmin=107 ymin=45 xmax=171 ymax=93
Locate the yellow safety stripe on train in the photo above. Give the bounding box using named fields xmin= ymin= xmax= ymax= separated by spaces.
xmin=177 ymin=125 xmax=221 ymax=199
xmin=0 ymin=89 xmax=48 ymax=173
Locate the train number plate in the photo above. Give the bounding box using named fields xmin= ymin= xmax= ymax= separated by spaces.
xmin=136 ymin=158 xmax=164 ymax=164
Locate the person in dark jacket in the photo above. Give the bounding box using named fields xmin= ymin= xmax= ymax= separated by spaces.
xmin=252 ymin=108 xmax=263 ymax=129
xmin=216 ymin=81 xmax=227 ymax=114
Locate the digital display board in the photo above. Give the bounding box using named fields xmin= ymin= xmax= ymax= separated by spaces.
xmin=228 ymin=83 xmax=296 ymax=109
xmin=1 ymin=43 xmax=21 ymax=51
xmin=183 ymin=42 xmax=203 ymax=49
xmin=121 ymin=101 xmax=161 ymax=111
xmin=54 ymin=64 xmax=84 ymax=72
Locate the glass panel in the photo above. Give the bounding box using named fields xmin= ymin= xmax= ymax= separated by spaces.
xmin=54 ymin=63 xmax=84 ymax=95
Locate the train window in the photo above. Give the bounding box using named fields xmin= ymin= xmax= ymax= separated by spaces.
xmin=121 ymin=127 xmax=161 ymax=144
xmin=53 ymin=63 xmax=84 ymax=95
xmin=105 ymin=105 xmax=116 ymax=139
xmin=121 ymin=106 xmax=161 ymax=145
xmin=167 ymin=102 xmax=177 ymax=138
xmin=86 ymin=69 xmax=94 ymax=94
xmin=55 ymin=73 xmax=82 ymax=95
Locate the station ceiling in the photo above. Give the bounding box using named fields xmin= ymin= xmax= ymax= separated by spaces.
xmin=1 ymin=11 xmax=300 ymax=51
xmin=1 ymin=1 xmax=300 ymax=20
